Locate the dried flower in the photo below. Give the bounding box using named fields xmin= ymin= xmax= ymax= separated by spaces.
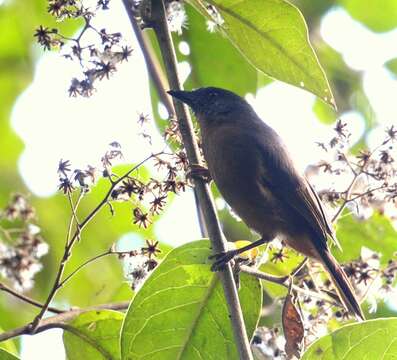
xmin=58 ymin=177 xmax=75 ymax=194
xmin=271 ymin=249 xmax=288 ymax=263
xmin=37 ymin=0 xmax=133 ymax=97
xmin=0 ymin=196 xmax=48 ymax=291
xmin=120 ymin=178 xmax=140 ymax=197
xmin=334 ymin=119 xmax=348 ymax=138
xmin=34 ymin=26 xmax=54 ymax=50
xmin=149 ymin=195 xmax=167 ymax=215
xmin=386 ymin=125 xmax=397 ymax=142
xmin=57 ymin=159 xmax=71 ymax=177
xmin=133 ymin=208 xmax=151 ymax=228
xmin=141 ymin=239 xmax=161 ymax=259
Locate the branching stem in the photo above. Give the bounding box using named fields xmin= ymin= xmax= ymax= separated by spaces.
xmin=0 ymin=302 xmax=129 ymax=342
xmin=28 ymin=153 xmax=159 ymax=333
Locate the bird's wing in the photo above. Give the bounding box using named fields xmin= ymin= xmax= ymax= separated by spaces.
xmin=254 ymin=133 xmax=337 ymax=250
xmin=305 ymin=180 xmax=341 ymax=250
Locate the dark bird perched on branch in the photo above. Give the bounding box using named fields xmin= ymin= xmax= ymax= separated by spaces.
xmin=168 ymin=87 xmax=364 ymax=321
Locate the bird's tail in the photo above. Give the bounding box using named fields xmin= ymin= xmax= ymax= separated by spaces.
xmin=318 ymin=249 xmax=365 ymax=321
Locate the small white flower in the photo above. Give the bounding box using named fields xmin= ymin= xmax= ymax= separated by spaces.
xmin=27 ymin=224 xmax=41 ymax=235
xmin=167 ymin=1 xmax=187 ymax=35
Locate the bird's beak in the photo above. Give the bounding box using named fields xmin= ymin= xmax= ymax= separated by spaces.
xmin=168 ymin=90 xmax=196 ymax=107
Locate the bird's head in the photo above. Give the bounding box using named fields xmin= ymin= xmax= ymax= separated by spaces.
xmin=168 ymin=87 xmax=251 ymax=121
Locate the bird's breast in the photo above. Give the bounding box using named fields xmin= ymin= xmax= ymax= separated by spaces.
xmin=201 ymin=124 xmax=283 ymax=237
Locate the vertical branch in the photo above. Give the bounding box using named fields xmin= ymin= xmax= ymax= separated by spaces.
xmin=122 ymin=0 xmax=175 ymax=117
xmin=122 ymin=0 xmax=208 ymax=237
xmin=143 ymin=1 xmax=253 ymax=358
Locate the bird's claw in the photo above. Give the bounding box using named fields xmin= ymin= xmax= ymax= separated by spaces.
xmin=209 ymin=250 xmax=238 ymax=271
xmin=186 ymin=164 xmax=211 ymax=183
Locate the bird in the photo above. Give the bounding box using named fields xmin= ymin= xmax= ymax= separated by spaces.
xmin=168 ymin=87 xmax=364 ymax=321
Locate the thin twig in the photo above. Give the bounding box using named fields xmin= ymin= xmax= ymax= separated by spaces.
xmin=332 ymin=136 xmax=392 ymax=223
xmin=67 ymin=192 xmax=82 ymax=244
xmin=291 ymin=257 xmax=308 ymax=277
xmin=331 ymin=172 xmax=360 ymax=223
xmin=67 ymin=192 xmax=81 ymax=228
xmin=65 ymin=191 xmax=83 ymax=247
xmin=339 ymin=152 xmax=357 ymax=176
xmin=0 ymin=302 xmax=129 ymax=342
xmin=59 ymin=249 xmax=138 ymax=287
xmin=146 ymin=1 xmax=253 ymax=358
xmin=348 ymin=185 xmax=386 ymax=203
xmin=332 ymin=179 xmax=386 ymax=223
xmin=239 ymin=265 xmax=288 ymax=285
xmin=239 ymin=266 xmax=340 ymax=307
xmin=0 ymin=282 xmax=63 ymax=314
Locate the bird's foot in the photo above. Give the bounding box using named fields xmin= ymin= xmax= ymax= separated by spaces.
xmin=209 ymin=249 xmax=238 ymax=271
xmin=186 ymin=164 xmax=211 ymax=183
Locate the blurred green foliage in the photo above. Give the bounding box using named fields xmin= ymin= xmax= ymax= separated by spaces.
xmin=386 ymin=58 xmax=397 ymax=77
xmin=338 ymin=0 xmax=397 ymax=32
xmin=335 ymin=213 xmax=397 ymax=266
xmin=1 ymin=0 xmax=397 ymax=358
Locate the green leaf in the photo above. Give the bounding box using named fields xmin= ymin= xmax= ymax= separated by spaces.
xmin=334 ymin=213 xmax=397 ymax=265
xmin=0 ymin=329 xmax=18 ymax=358
xmin=0 ymin=349 xmax=19 ymax=360
xmin=313 ymin=98 xmax=337 ymax=124
xmin=183 ymin=5 xmax=259 ymax=95
xmin=63 ymin=310 xmax=124 ymax=360
xmin=385 ymin=58 xmax=397 ymax=78
xmin=121 ymin=240 xmax=262 ymax=359
xmin=338 ymin=0 xmax=397 ymax=33
xmin=208 ymin=0 xmax=334 ymax=106
xmin=302 ymin=318 xmax=397 ymax=359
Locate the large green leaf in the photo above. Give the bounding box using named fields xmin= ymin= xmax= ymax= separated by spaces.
xmin=338 ymin=0 xmax=397 ymax=33
xmin=302 ymin=318 xmax=397 ymax=359
xmin=183 ymin=5 xmax=259 ymax=94
xmin=207 ymin=0 xmax=334 ymax=106
xmin=121 ymin=240 xmax=262 ymax=359
xmin=334 ymin=213 xmax=397 ymax=265
xmin=63 ymin=310 xmax=124 ymax=360
xmin=0 ymin=327 xmax=18 ymax=357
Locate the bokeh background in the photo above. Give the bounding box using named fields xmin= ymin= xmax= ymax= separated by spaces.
xmin=1 ymin=0 xmax=397 ymax=358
